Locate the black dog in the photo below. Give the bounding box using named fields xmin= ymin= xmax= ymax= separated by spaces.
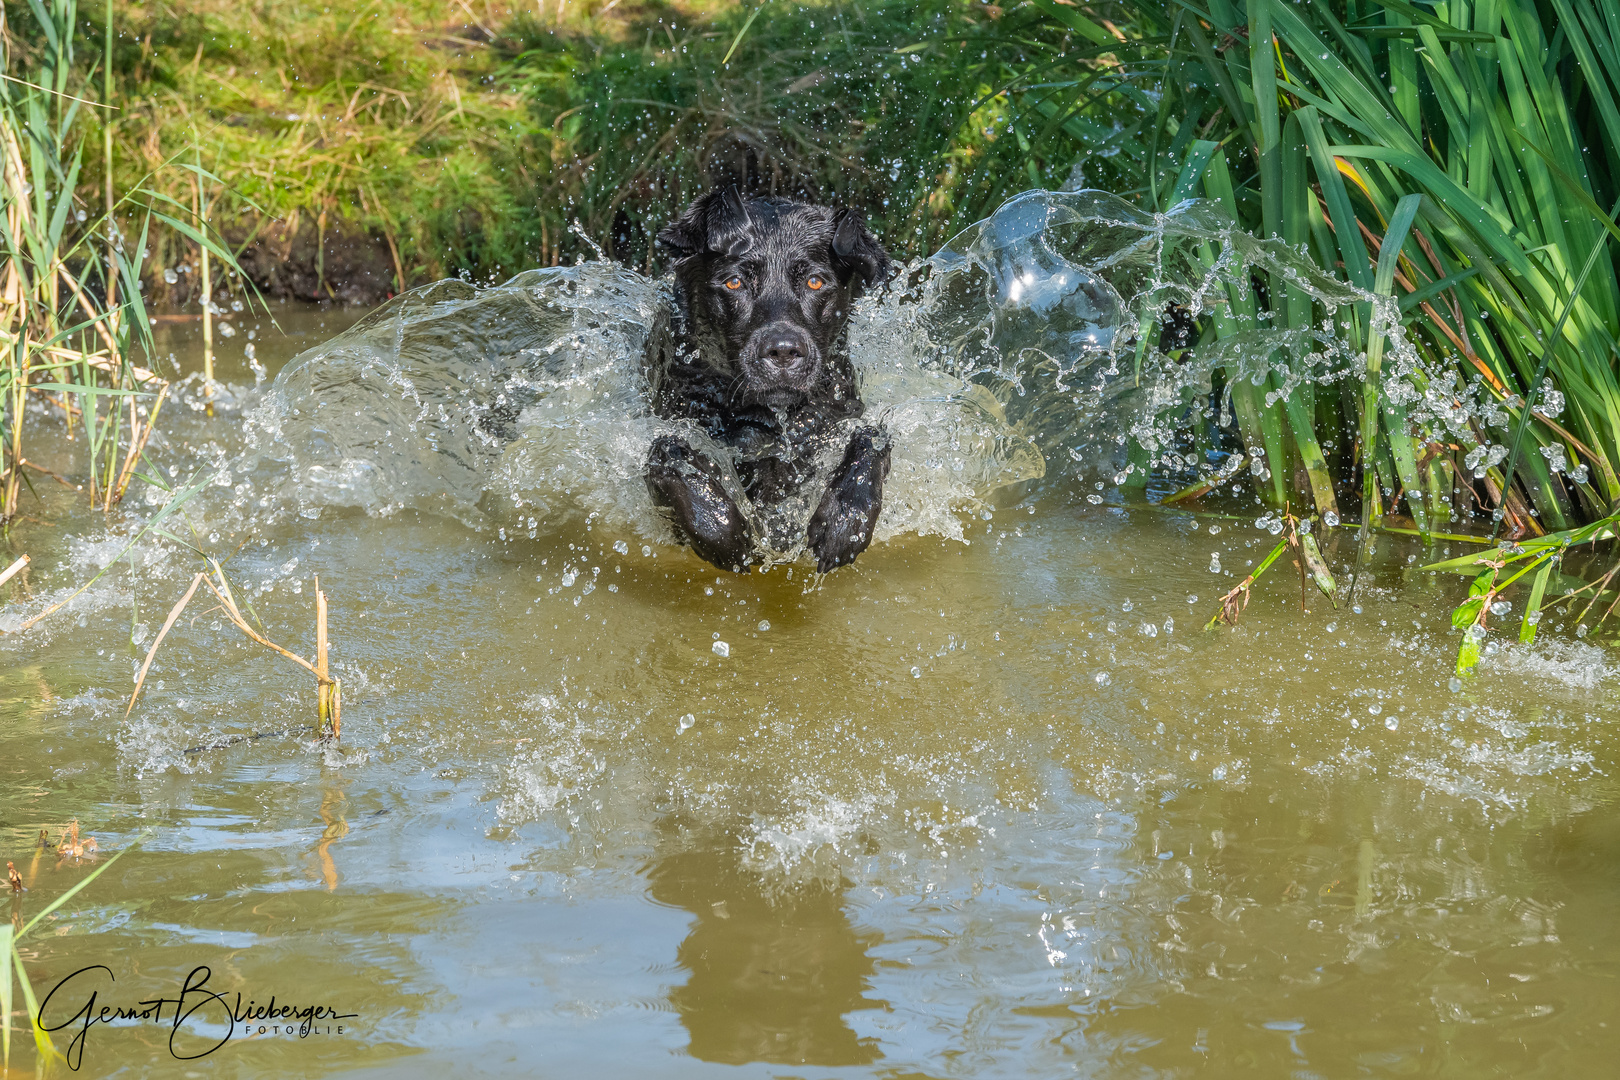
xmin=646 ymin=189 xmax=893 ymax=574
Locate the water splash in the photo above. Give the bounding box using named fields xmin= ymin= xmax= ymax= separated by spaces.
xmin=241 ymin=189 xmax=1419 ymax=555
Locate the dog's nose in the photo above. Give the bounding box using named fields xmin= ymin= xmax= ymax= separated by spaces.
xmin=763 ymin=336 xmax=806 ymax=370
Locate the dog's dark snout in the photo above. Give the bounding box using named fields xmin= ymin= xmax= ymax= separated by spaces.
xmin=764 ymin=335 xmax=806 ymax=369
xmin=754 ymin=324 xmax=813 ymax=375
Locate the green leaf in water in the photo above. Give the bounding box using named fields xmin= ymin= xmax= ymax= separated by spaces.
xmin=1521 ymin=557 xmax=1554 ymax=644
xmin=1453 ymin=568 xmax=1497 ymax=675
xmin=1457 ymin=625 xmax=1486 ymax=676
xmin=1451 ymin=597 xmax=1485 ymax=630
xmin=1 ymin=924 xmax=11 ymax=1070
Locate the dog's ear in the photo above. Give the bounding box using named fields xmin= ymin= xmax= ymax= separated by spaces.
xmin=831 ymin=209 xmax=891 ymax=290
xmin=657 ymin=188 xmax=755 ymax=260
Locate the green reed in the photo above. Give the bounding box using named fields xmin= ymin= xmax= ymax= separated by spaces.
xmin=1086 ymin=0 xmax=1620 ymax=541
xmin=0 ymin=0 xmax=244 ymax=524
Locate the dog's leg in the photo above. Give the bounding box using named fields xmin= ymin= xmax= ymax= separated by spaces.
xmin=807 ymin=428 xmax=890 ymax=574
xmin=646 ymin=435 xmax=754 ymax=573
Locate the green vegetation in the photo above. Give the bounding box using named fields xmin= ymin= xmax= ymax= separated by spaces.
xmin=1 ymin=0 xmax=243 ymax=523
xmin=7 ymin=0 xmax=1620 ymax=618
xmin=77 ymin=0 xmax=1147 ymax=301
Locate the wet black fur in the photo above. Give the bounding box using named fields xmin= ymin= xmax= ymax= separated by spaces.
xmin=646 ymin=189 xmax=893 ymax=574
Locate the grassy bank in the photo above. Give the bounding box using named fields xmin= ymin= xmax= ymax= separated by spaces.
xmin=65 ymin=0 xmax=1148 ymax=307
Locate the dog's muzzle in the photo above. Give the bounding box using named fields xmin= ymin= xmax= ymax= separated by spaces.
xmin=743 ymin=322 xmax=819 ymax=398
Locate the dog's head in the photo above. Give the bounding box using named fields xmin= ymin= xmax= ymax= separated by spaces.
xmin=657 ymin=189 xmax=891 ymax=410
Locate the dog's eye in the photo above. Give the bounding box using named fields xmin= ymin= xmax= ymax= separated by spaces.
xmin=806 ymin=275 xmax=825 ymax=291
xmin=723 ymin=277 xmax=743 ymax=291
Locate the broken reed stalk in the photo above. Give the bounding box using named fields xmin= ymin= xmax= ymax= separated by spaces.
xmin=315 ymin=576 xmax=339 ymax=739
xmin=124 ymin=571 xmax=204 ymax=719
xmin=125 ymin=563 xmax=340 ymax=739
xmin=109 ymin=383 xmax=168 ymax=506
xmin=0 ymin=554 xmax=27 ymax=588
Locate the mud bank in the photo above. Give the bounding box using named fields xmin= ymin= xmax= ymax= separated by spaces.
xmin=143 ymin=215 xmax=400 ymax=310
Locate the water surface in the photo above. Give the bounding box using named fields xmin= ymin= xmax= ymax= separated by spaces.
xmin=3 ymin=281 xmax=1618 ymax=1078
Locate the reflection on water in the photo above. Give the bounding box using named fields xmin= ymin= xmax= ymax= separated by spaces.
xmin=649 ymin=825 xmax=883 ymax=1067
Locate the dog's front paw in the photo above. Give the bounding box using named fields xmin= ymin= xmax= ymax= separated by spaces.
xmin=807 ymin=429 xmax=890 ymax=574
xmin=647 ymin=435 xmax=753 ymax=572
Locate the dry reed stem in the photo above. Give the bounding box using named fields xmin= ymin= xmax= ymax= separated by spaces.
xmin=121 ymin=564 xmax=342 ymax=739
xmin=315 ymin=577 xmax=340 ymax=739
xmin=200 ymin=562 xmax=340 ymax=739
xmin=110 ymin=384 xmax=169 ymax=505
xmin=124 ymin=571 xmax=204 ymax=719
xmin=0 ymin=554 xmax=27 ymax=588
xmin=53 ymin=265 xmax=123 ymax=365
xmin=18 ymin=460 xmax=79 ymax=489
xmin=199 ymin=567 xmax=324 ymax=682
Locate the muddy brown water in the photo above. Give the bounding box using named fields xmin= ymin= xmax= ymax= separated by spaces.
xmin=2 ymin=308 xmax=1618 ymax=1077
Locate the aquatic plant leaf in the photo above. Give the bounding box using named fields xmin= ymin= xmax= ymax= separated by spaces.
xmin=7 ymin=938 xmax=57 ymax=1066
xmin=1299 ymin=533 xmax=1337 ymax=606
xmin=1423 ymin=546 xmax=1513 ymax=573
xmin=0 ymin=924 xmax=11 ymax=1069
xmin=1456 ymin=628 xmax=1485 ymax=676
xmin=1452 ymin=568 xmax=1498 ymax=632
xmin=1451 ymin=598 xmax=1485 ymax=630
xmin=1521 ymin=557 xmax=1554 ymax=644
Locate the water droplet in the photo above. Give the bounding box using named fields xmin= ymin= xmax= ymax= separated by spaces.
xmin=1122 ymin=599 xmax=1133 ymax=612
xmin=677 ymin=713 xmax=695 ymax=733
xmin=1324 ymin=510 xmax=1340 ymax=528
xmin=712 ymin=640 xmax=730 ymax=658
xmin=1208 ymin=523 xmax=1221 ymax=535
xmin=1384 ymin=716 xmax=1399 ymax=731
xmin=163 ymin=268 xmax=178 ymax=284
xmin=1094 ymin=671 xmax=1110 ymax=686
xmin=1368 ymin=703 xmax=1381 ymax=715
xmin=911 ymin=666 xmax=922 ymax=678
xmin=757 ymin=620 xmax=770 ymax=632
xmin=613 ymin=540 xmax=628 ymax=554
xmin=1448 ymin=677 xmax=1463 ymax=692
xmin=1211 ymin=764 xmax=1227 ymax=781
xmin=1208 ymin=553 xmax=1222 ymax=573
